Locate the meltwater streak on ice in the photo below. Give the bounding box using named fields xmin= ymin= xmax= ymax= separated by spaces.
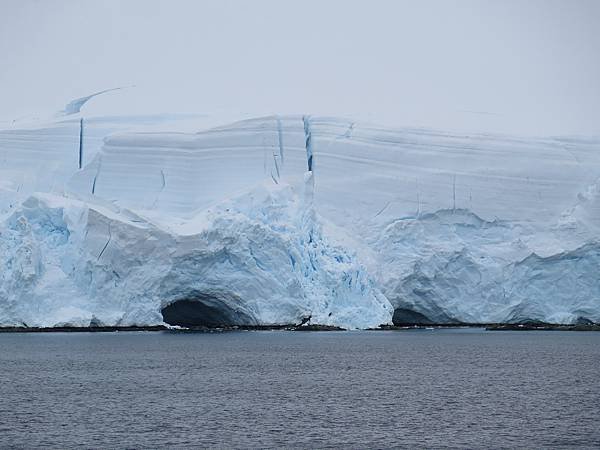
xmin=0 ymin=111 xmax=599 ymax=327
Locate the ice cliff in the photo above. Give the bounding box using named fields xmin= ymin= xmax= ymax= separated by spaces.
xmin=0 ymin=111 xmax=599 ymax=327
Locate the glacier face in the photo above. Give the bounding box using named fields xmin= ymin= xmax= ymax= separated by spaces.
xmin=0 ymin=113 xmax=599 ymax=327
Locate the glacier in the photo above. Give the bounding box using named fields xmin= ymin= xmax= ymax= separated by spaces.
xmin=0 ymin=109 xmax=599 ymax=328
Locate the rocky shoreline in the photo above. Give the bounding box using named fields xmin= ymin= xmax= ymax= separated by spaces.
xmin=381 ymin=322 xmax=600 ymax=331
xmin=485 ymin=323 xmax=600 ymax=331
xmin=0 ymin=325 xmax=169 ymax=333
xmin=1 ymin=321 xmax=599 ymax=333
xmin=0 ymin=324 xmax=346 ymax=333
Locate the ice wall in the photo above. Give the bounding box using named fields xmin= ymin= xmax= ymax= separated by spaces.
xmin=0 ymin=113 xmax=599 ymax=326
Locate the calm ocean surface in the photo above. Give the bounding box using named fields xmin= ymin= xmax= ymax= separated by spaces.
xmin=1 ymin=329 xmax=599 ymax=449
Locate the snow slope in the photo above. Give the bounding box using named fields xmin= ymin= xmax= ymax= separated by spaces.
xmin=0 ymin=111 xmax=599 ymax=327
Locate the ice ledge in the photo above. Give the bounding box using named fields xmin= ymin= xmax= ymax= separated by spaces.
xmin=0 ymin=180 xmax=393 ymax=329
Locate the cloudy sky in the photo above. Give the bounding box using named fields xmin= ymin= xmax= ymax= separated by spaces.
xmin=1 ymin=0 xmax=599 ymax=135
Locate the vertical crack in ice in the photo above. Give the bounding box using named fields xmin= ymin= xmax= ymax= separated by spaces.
xmin=268 ymin=119 xmax=281 ymax=185
xmin=272 ymin=153 xmax=280 ymax=179
xmin=276 ymin=116 xmax=285 ymax=168
xmin=270 ymin=132 xmax=281 ymax=185
xmin=151 ymin=169 xmax=166 ymax=208
xmin=303 ymin=115 xmax=313 ymax=172
xmin=97 ymin=223 xmax=112 ymax=261
xmin=271 ymin=138 xmax=282 ymax=185
xmin=78 ymin=118 xmax=84 ymax=169
xmin=374 ymin=201 xmax=391 ymax=218
xmin=91 ymin=157 xmax=102 ymax=195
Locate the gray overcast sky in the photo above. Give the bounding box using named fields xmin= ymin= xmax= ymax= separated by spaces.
xmin=1 ymin=0 xmax=599 ymax=135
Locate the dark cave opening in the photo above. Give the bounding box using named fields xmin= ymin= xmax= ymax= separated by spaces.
xmin=392 ymin=308 xmax=435 ymax=326
xmin=161 ymin=295 xmax=254 ymax=328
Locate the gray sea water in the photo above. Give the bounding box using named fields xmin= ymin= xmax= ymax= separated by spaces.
xmin=0 ymin=329 xmax=599 ymax=449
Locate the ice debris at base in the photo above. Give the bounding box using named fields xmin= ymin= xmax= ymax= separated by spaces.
xmin=0 ymin=111 xmax=599 ymax=327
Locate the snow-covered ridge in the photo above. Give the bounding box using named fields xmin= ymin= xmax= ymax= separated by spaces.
xmin=0 ymin=113 xmax=599 ymax=327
